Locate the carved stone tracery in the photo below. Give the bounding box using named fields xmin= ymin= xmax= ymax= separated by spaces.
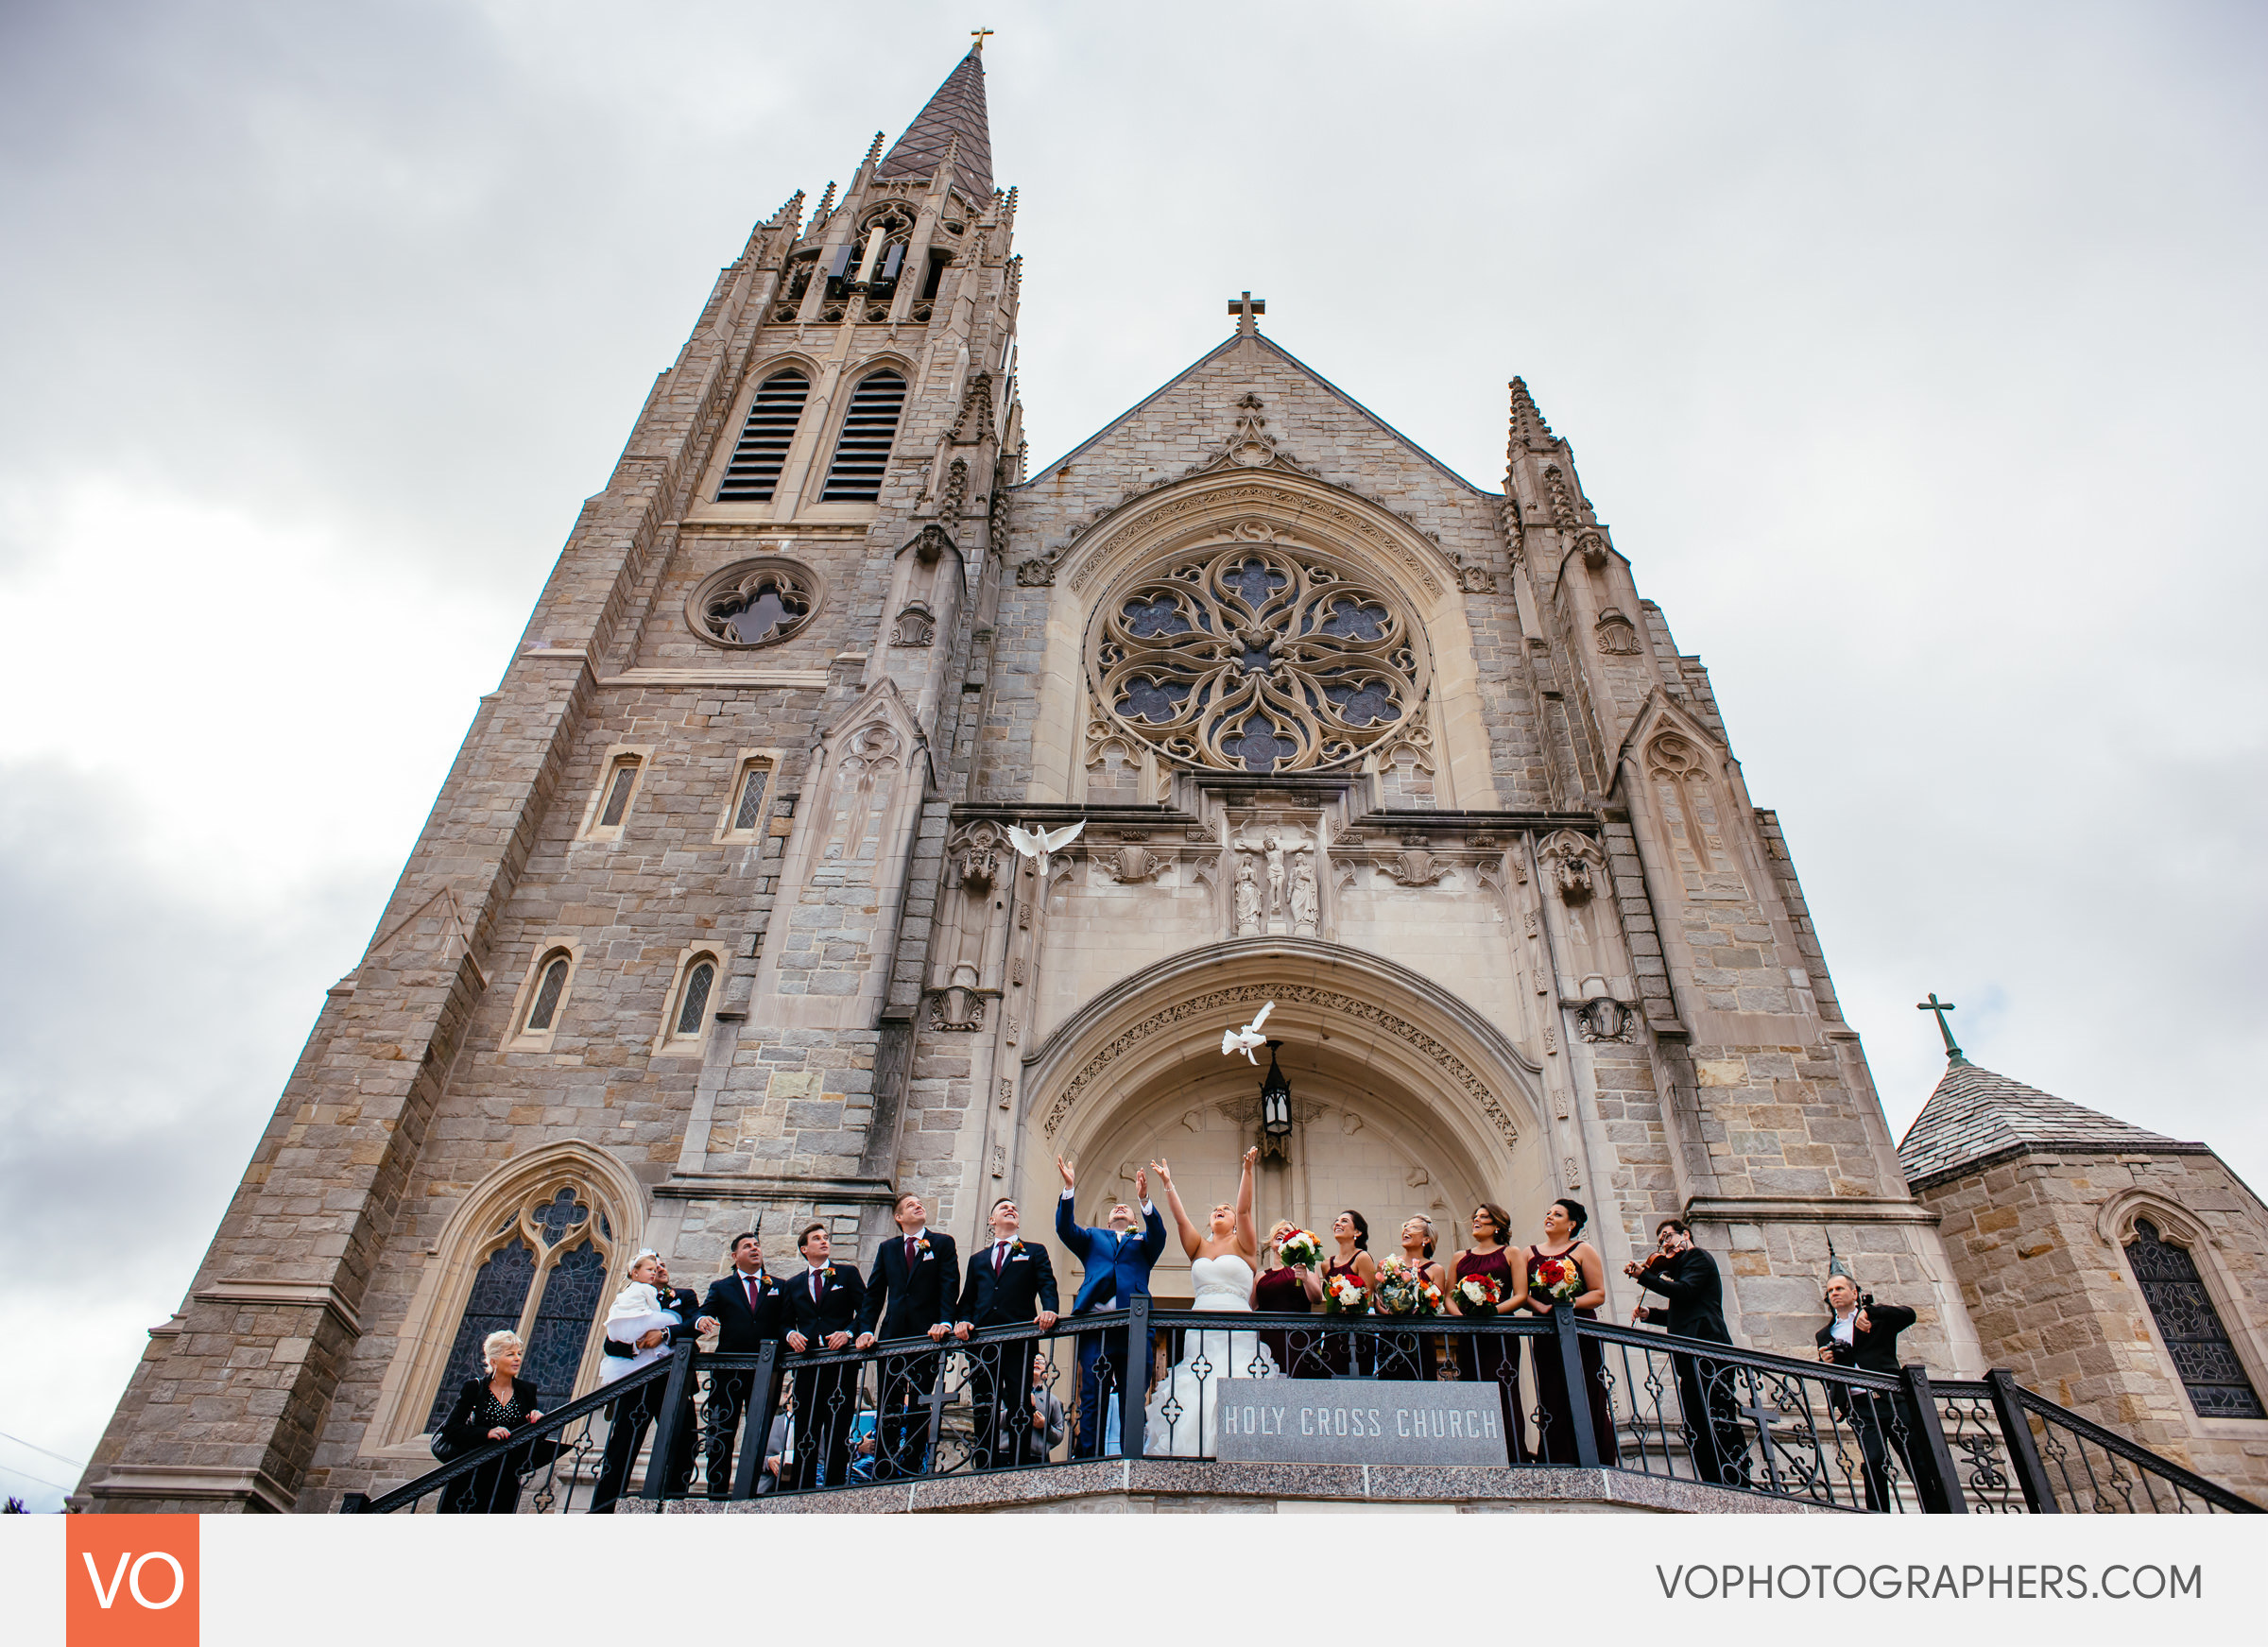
xmin=686 ymin=558 xmax=819 ymax=649
xmin=1090 ymin=535 xmax=1429 ymax=776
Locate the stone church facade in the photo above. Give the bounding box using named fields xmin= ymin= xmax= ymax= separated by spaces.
xmin=77 ymin=44 xmax=2261 ymax=1512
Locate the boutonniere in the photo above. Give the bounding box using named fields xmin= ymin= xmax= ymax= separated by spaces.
xmin=1009 ymin=1240 xmax=1026 ymax=1259
xmin=915 ymin=1237 xmax=932 ymax=1258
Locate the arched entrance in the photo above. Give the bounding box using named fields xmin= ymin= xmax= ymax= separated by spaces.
xmin=1018 ymin=940 xmax=1553 ymax=1301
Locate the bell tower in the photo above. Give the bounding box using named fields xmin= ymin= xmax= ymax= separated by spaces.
xmin=77 ymin=42 xmax=1022 ymax=1513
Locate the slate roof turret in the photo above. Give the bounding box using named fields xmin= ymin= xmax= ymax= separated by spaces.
xmin=1898 ymin=1057 xmax=2208 ymax=1192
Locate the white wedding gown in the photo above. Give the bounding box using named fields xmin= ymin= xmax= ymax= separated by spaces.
xmin=1143 ymin=1254 xmax=1280 ymax=1456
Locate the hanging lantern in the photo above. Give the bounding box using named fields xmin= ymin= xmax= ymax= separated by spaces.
xmin=1261 ymin=1040 xmax=1292 ymax=1139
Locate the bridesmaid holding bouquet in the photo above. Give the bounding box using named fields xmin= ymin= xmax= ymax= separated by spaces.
xmin=1448 ymin=1201 xmax=1528 ymax=1460
xmin=1372 ymin=1216 xmax=1447 ymax=1381
xmin=1253 ymin=1221 xmax=1324 ymax=1376
xmin=1523 ymin=1197 xmax=1618 ymax=1465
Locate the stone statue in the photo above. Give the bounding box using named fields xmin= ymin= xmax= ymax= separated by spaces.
xmin=1232 ymin=857 xmax=1263 ymax=936
xmin=1289 ymin=852 xmax=1319 ymax=935
xmin=1262 ymin=832 xmax=1287 ymax=915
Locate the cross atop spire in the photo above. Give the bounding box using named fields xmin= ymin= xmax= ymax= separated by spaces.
xmin=1228 ymin=291 xmax=1266 ymax=337
xmin=876 ymin=43 xmax=994 ymax=200
xmin=1916 ymin=991 xmax=1966 ymax=1066
xmin=971 ymin=26 xmax=994 ymax=52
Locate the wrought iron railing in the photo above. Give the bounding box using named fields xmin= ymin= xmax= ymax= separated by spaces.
xmin=340 ymin=1303 xmax=2260 ymax=1515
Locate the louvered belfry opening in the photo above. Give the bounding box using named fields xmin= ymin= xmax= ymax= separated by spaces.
xmin=717 ymin=369 xmax=811 ymax=501
xmin=820 ymin=369 xmax=907 ymax=501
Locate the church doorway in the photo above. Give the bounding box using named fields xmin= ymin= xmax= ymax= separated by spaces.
xmin=1017 ymin=940 xmax=1553 ymax=1304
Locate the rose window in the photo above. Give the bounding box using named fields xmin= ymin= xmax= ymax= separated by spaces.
xmin=1092 ymin=540 xmax=1425 ymax=773
xmin=686 ymin=558 xmax=819 ymax=649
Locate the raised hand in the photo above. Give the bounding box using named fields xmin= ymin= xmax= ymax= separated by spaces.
xmin=1154 ymin=1158 xmax=1174 ymax=1189
xmin=1135 ymin=1165 xmax=1148 ymax=1202
xmin=1057 ymin=1154 xmax=1075 ymax=1190
xmin=1242 ymin=1145 xmax=1260 ymax=1171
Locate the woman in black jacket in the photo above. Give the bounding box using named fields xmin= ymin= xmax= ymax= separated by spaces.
xmin=432 ymin=1330 xmax=549 ymax=1513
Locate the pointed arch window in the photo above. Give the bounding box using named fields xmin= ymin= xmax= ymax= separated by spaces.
xmin=581 ymin=746 xmax=653 ymax=841
xmin=598 ymin=758 xmax=641 ymax=829
xmin=674 ymin=959 xmax=716 ymax=1037
xmin=2126 ymin=1219 xmax=2266 ymax=1419
xmin=524 ymin=952 xmax=571 ymax=1034
xmin=422 ymin=1185 xmax=616 ymax=1430
xmin=716 ymin=753 xmax=779 ymax=843
xmin=717 ymin=369 xmax=810 ymax=502
xmin=819 ymin=369 xmax=906 ymax=501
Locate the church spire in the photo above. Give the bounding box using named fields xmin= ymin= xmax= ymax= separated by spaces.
xmin=876 ymin=44 xmax=994 ymax=201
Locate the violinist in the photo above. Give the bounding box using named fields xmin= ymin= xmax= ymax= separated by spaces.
xmin=1625 ymin=1218 xmax=1747 ymax=1488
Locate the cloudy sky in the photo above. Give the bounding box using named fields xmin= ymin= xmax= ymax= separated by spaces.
xmin=2 ymin=1 xmax=2261 ymax=1508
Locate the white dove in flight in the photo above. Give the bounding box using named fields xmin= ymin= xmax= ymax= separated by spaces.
xmin=1006 ymin=818 xmax=1086 ymax=884
xmin=1221 ymin=1000 xmax=1275 ymax=1063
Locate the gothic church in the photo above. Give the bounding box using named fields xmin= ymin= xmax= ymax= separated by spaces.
xmin=77 ymin=43 xmax=2267 ymax=1511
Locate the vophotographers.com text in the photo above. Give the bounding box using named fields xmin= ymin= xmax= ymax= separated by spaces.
xmin=1656 ymin=1564 xmax=2202 ymax=1602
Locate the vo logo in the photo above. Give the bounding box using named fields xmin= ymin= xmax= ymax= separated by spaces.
xmin=65 ymin=1515 xmax=198 ymax=1645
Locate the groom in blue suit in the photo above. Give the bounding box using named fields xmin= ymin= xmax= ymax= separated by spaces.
xmin=1056 ymin=1154 xmax=1167 ymax=1457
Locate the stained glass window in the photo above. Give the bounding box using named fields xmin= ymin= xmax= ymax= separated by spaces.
xmin=523 ymin=1239 xmax=608 ymax=1408
xmin=524 ymin=955 xmax=570 ymax=1033
xmin=732 ymin=764 xmax=770 ymax=832
xmin=425 ymin=1239 xmax=535 ymax=1431
xmin=1093 ymin=540 xmax=1424 ymax=775
xmin=675 ymin=961 xmax=715 ymax=1036
xmin=424 ymin=1187 xmax=616 ymax=1430
xmin=2127 ymin=1220 xmax=2265 ymax=1419
xmin=535 ymin=1187 xmax=587 ymax=1246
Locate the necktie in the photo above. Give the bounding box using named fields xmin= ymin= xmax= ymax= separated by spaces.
xmin=906 ymin=1236 xmax=918 ymax=1269
xmin=994 ymin=1242 xmax=1005 ymax=1274
xmin=811 ymin=1270 xmax=823 ymax=1303
xmin=745 ymin=1274 xmax=761 ymax=1312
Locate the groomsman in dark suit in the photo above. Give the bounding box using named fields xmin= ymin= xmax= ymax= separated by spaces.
xmin=855 ymin=1192 xmax=959 ymax=1478
xmin=1626 ymin=1218 xmax=1748 ymax=1487
xmin=1056 ymin=1156 xmax=1166 ymax=1458
xmin=696 ymin=1230 xmax=792 ymax=1498
xmin=591 ymin=1256 xmax=706 ymax=1512
xmin=954 ymin=1195 xmax=1059 ymax=1468
xmin=782 ymin=1223 xmax=867 ymax=1491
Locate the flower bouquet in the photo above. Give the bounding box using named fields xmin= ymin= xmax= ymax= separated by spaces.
xmin=1322 ymin=1271 xmax=1370 ymax=1314
xmin=1416 ymin=1278 xmax=1446 ymax=1317
xmin=1456 ymin=1273 xmax=1503 ymax=1318
xmin=1372 ymin=1258 xmax=1421 ymax=1316
xmin=1277 ymin=1227 xmax=1324 ymax=1269
xmin=1529 ymin=1253 xmax=1584 ymax=1307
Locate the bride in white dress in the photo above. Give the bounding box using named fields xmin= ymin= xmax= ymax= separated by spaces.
xmin=1144 ymin=1147 xmax=1280 ymax=1456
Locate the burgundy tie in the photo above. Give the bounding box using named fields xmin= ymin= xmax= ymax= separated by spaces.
xmin=745 ymin=1275 xmax=761 ymax=1312
xmin=994 ymin=1243 xmax=1005 ymax=1274
xmin=906 ymin=1237 xmax=918 ymax=1270
xmin=811 ymin=1270 xmax=823 ymax=1303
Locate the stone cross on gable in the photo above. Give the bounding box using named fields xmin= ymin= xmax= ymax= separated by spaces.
xmin=1228 ymin=291 xmax=1266 ymax=337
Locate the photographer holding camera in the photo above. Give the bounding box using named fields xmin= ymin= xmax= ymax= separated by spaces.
xmin=1814 ymin=1270 xmax=1918 ymax=1511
